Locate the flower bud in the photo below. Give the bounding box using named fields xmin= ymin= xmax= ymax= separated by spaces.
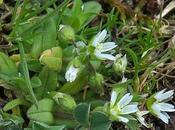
xmin=58 ymin=25 xmax=75 ymax=44
xmin=52 ymin=92 xmax=76 ymax=112
xmin=39 ymin=47 xmax=62 ymax=71
xmin=89 ymin=73 xmax=104 ymax=93
xmin=113 ymin=54 xmax=127 ymax=74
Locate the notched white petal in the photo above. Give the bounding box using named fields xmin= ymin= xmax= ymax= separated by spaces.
xmin=121 ymin=105 xmax=138 ymax=114
xmin=154 ymin=89 xmax=166 ymax=100
xmin=95 ymin=51 xmax=116 ymax=61
xmin=110 ymin=91 xmax=118 ymax=107
xmin=101 ymin=42 xmax=117 ymax=52
xmin=157 ymin=112 xmax=169 ymax=124
xmin=118 ymin=116 xmax=129 ymax=123
xmin=158 ymin=90 xmax=174 ymax=101
xmin=118 ymin=93 xmax=133 ymax=108
xmin=93 ymin=29 xmax=107 ymax=46
xmin=158 ymin=103 xmax=175 ymax=112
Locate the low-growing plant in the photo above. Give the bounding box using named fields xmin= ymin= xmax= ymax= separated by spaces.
xmin=0 ymin=0 xmax=175 ymax=130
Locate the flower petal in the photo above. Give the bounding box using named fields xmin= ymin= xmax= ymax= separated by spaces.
xmin=162 ymin=112 xmax=170 ymax=119
xmin=157 ymin=90 xmax=174 ymax=101
xmin=117 ymin=93 xmax=133 ymax=108
xmin=154 ymin=89 xmax=166 ymax=101
xmin=158 ymin=103 xmax=175 ymax=112
xmin=118 ymin=116 xmax=129 ymax=123
xmin=121 ymin=105 xmax=138 ymax=114
xmin=101 ymin=42 xmax=117 ymax=52
xmin=94 ymin=51 xmax=116 ymax=61
xmin=156 ymin=112 xmax=169 ymax=124
xmin=110 ymin=90 xmax=118 ymax=107
xmin=93 ymin=30 xmax=107 ymax=46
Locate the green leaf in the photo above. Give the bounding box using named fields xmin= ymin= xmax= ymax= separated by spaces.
xmin=80 ymin=1 xmax=101 ymax=27
xmin=62 ymin=0 xmax=101 ymax=31
xmin=74 ymin=103 xmax=90 ymax=127
xmin=27 ymin=59 xmax=42 ymax=72
xmin=3 ymin=98 xmax=29 ymax=112
xmin=25 ymin=121 xmax=65 ymax=130
xmin=18 ymin=42 xmax=38 ymax=106
xmin=27 ymin=98 xmax=55 ymax=125
xmin=90 ymin=112 xmax=111 ymax=130
xmin=30 ymin=17 xmax=57 ymax=58
xmin=126 ymin=120 xmax=138 ymax=130
xmin=0 ymin=52 xmax=18 ymax=76
xmin=35 ymin=67 xmax=58 ymax=99
xmin=83 ymin=1 xmax=101 ymax=14
xmin=31 ymin=76 xmax=42 ymax=88
xmin=72 ymin=0 xmax=83 ymax=16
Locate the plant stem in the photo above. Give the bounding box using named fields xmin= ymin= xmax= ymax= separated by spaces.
xmin=18 ymin=42 xmax=38 ymax=106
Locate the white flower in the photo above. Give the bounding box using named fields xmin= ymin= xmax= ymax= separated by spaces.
xmin=136 ymin=111 xmax=149 ymax=128
xmin=113 ymin=54 xmax=127 ymax=73
xmin=65 ymin=65 xmax=79 ymax=82
xmin=149 ymin=89 xmax=175 ymax=124
xmin=92 ymin=29 xmax=117 ymax=61
xmin=109 ymin=91 xmax=138 ymax=123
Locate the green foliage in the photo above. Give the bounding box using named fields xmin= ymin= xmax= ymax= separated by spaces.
xmin=3 ymin=98 xmax=29 ymax=112
xmin=62 ymin=0 xmax=101 ymax=31
xmin=25 ymin=121 xmax=65 ymax=130
xmin=27 ymin=98 xmax=55 ymax=125
xmin=90 ymin=112 xmax=111 ymax=130
xmin=0 ymin=112 xmax=24 ymax=130
xmin=74 ymin=103 xmax=90 ymax=127
xmin=0 ymin=52 xmax=18 ymax=76
xmin=35 ymin=67 xmax=58 ymax=99
xmin=74 ymin=103 xmax=111 ymax=130
xmin=1 ymin=0 xmax=174 ymax=130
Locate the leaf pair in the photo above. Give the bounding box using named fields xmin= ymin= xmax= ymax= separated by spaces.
xmin=74 ymin=103 xmax=111 ymax=130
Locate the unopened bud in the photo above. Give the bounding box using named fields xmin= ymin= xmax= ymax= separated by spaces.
xmin=89 ymin=73 xmax=104 ymax=93
xmin=113 ymin=54 xmax=127 ymax=74
xmin=53 ymin=92 xmax=76 ymax=112
xmin=39 ymin=47 xmax=62 ymax=71
xmin=58 ymin=25 xmax=75 ymax=44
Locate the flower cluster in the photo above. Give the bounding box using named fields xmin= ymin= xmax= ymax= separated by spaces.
xmin=63 ymin=29 xmax=175 ymax=128
xmin=64 ymin=29 xmax=127 ymax=82
xmin=107 ymin=89 xmax=175 ymax=128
